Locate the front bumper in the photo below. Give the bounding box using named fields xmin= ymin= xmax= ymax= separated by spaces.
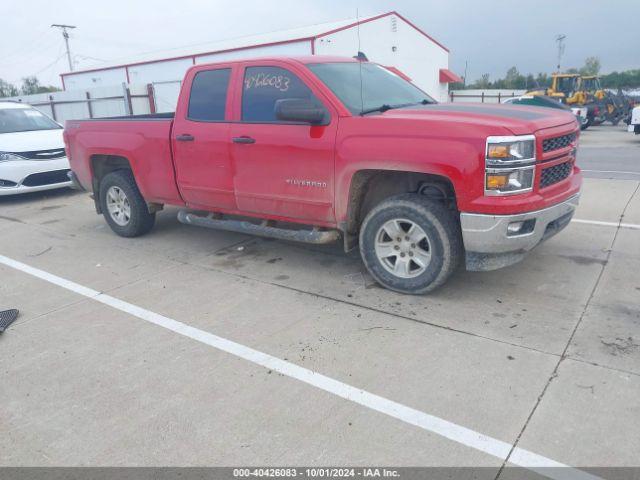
xmin=0 ymin=157 xmax=72 ymax=196
xmin=460 ymin=193 xmax=580 ymax=271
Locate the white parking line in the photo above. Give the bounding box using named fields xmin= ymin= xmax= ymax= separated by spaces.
xmin=0 ymin=254 xmax=601 ymax=480
xmin=572 ymin=219 xmax=640 ymax=230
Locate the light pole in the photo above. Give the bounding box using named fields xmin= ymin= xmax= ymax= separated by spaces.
xmin=555 ymin=34 xmax=566 ymax=72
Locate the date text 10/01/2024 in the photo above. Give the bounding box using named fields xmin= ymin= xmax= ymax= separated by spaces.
xmin=232 ymin=468 xmax=400 ymax=478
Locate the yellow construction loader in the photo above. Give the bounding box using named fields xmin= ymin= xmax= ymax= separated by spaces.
xmin=526 ymin=73 xmax=593 ymax=129
xmin=581 ymin=75 xmax=631 ymax=125
xmin=526 ymin=73 xmax=586 ymax=104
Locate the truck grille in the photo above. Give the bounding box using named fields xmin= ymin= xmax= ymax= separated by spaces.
xmin=21 ymin=169 xmax=71 ymax=187
xmin=542 ymin=133 xmax=576 ymax=153
xmin=12 ymin=148 xmax=67 ymax=160
xmin=540 ymin=162 xmax=572 ymax=188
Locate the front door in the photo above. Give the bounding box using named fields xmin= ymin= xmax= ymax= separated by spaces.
xmin=229 ymin=64 xmax=337 ymax=223
xmin=172 ymin=67 xmax=236 ymax=210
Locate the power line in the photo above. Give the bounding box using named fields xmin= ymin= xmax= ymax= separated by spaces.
xmin=0 ymin=29 xmax=58 ymax=64
xmin=8 ymin=51 xmax=67 ymax=85
xmin=51 ymin=24 xmax=76 ymax=71
xmin=0 ymin=41 xmax=61 ymax=69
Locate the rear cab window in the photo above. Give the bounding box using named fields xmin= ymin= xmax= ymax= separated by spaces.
xmin=241 ymin=66 xmax=327 ymax=123
xmin=187 ymin=68 xmax=231 ymax=121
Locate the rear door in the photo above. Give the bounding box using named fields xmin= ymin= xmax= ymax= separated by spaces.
xmin=172 ymin=65 xmax=236 ymax=210
xmin=229 ymin=62 xmax=338 ymax=223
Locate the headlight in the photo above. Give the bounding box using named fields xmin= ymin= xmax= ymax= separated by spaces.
xmin=0 ymin=152 xmax=26 ymax=162
xmin=485 ymin=135 xmax=536 ymax=195
xmin=486 ymin=135 xmax=535 ymax=165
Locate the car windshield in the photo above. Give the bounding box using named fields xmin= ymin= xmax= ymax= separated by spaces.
xmin=307 ymin=62 xmax=436 ymax=115
xmin=0 ymin=106 xmax=61 ymax=134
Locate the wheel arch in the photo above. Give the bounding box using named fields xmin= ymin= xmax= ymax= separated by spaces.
xmin=90 ymin=154 xmax=133 ymax=214
xmin=341 ymin=169 xmax=458 ymax=251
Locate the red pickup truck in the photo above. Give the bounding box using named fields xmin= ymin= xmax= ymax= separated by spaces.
xmin=65 ymin=56 xmax=582 ymax=294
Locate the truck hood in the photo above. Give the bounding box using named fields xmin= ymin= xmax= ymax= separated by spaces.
xmin=378 ymin=103 xmax=577 ymax=135
xmin=0 ymin=128 xmax=65 ymax=153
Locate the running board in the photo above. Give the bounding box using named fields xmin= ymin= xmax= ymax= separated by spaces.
xmin=177 ymin=211 xmax=341 ymax=245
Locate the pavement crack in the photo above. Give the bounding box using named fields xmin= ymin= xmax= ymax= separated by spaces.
xmin=27 ymin=246 xmax=52 ymax=257
xmin=562 ymin=355 xmax=640 ymax=378
xmin=194 ymin=262 xmax=563 ymax=359
xmin=494 ymin=181 xmax=640 ymax=480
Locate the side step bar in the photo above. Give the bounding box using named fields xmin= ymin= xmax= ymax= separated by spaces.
xmin=177 ymin=211 xmax=341 ymax=245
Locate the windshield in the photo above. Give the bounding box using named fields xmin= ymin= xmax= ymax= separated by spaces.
xmin=308 ymin=62 xmax=436 ymax=115
xmin=555 ymin=77 xmax=577 ymax=95
xmin=583 ymin=78 xmax=601 ymax=91
xmin=0 ymin=107 xmax=61 ymax=134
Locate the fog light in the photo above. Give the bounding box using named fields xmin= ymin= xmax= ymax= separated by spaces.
xmin=507 ymin=219 xmax=536 ymax=236
xmin=507 ymin=221 xmax=525 ymax=234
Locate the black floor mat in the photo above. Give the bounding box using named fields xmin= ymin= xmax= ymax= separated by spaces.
xmin=0 ymin=309 xmax=19 ymax=333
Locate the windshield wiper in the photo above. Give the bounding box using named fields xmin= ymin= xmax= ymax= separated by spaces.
xmin=360 ymin=99 xmax=433 ymax=116
xmin=360 ymin=104 xmax=394 ymax=115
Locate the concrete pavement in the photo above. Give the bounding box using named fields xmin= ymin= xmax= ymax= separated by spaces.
xmin=1 ymin=126 xmax=639 ymax=478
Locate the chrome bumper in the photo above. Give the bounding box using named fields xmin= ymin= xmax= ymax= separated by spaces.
xmin=460 ymin=193 xmax=580 ymax=271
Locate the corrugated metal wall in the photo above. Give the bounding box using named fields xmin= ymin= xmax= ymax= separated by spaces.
xmin=5 ymin=84 xmax=152 ymax=123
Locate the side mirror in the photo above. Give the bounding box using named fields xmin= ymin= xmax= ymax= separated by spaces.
xmin=274 ymin=98 xmax=326 ymax=124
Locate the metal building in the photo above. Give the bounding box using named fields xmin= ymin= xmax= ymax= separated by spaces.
xmin=61 ymin=11 xmax=459 ymax=110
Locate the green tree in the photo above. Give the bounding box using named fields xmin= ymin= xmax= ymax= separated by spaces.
xmin=0 ymin=78 xmax=19 ymax=98
xmin=504 ymin=66 xmax=522 ymax=89
xmin=579 ymin=57 xmax=601 ymax=76
xmin=20 ymin=76 xmax=60 ymax=95
xmin=477 ymin=73 xmax=491 ymax=89
xmin=524 ymin=74 xmax=535 ymax=90
xmin=600 ymin=69 xmax=640 ymax=88
xmin=535 ymin=72 xmax=549 ymax=88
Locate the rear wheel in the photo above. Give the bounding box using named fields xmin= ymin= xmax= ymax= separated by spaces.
xmin=359 ymin=194 xmax=463 ymax=294
xmin=99 ymin=170 xmax=155 ymax=237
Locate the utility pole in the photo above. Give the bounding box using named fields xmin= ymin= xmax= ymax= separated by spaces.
xmin=555 ymin=34 xmax=566 ymax=73
xmin=51 ymin=24 xmax=76 ymax=71
xmin=463 ymin=60 xmax=468 ymax=87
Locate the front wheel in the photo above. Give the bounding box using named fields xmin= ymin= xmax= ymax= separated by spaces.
xmin=99 ymin=170 xmax=155 ymax=237
xmin=359 ymin=194 xmax=463 ymax=294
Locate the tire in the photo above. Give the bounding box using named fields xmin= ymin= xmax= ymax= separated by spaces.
xmin=359 ymin=194 xmax=463 ymax=294
xmin=580 ymin=117 xmax=591 ymax=131
xmin=99 ymin=170 xmax=155 ymax=237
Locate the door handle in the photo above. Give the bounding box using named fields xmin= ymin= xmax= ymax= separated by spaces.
xmin=232 ymin=136 xmax=256 ymax=144
xmin=176 ymin=134 xmax=195 ymax=142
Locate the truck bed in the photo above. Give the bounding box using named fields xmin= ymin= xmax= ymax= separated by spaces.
xmin=64 ymin=115 xmax=183 ymax=206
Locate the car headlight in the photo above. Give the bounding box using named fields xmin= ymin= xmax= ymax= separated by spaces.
xmin=0 ymin=152 xmax=26 ymax=162
xmin=485 ymin=135 xmax=536 ymax=195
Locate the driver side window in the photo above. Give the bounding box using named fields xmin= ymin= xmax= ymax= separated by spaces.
xmin=241 ymin=66 xmax=325 ymax=123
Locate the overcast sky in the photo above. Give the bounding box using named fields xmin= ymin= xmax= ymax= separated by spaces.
xmin=2 ymin=0 xmax=639 ymax=89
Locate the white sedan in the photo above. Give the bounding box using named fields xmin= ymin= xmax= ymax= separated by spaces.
xmin=0 ymin=101 xmax=72 ymax=196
